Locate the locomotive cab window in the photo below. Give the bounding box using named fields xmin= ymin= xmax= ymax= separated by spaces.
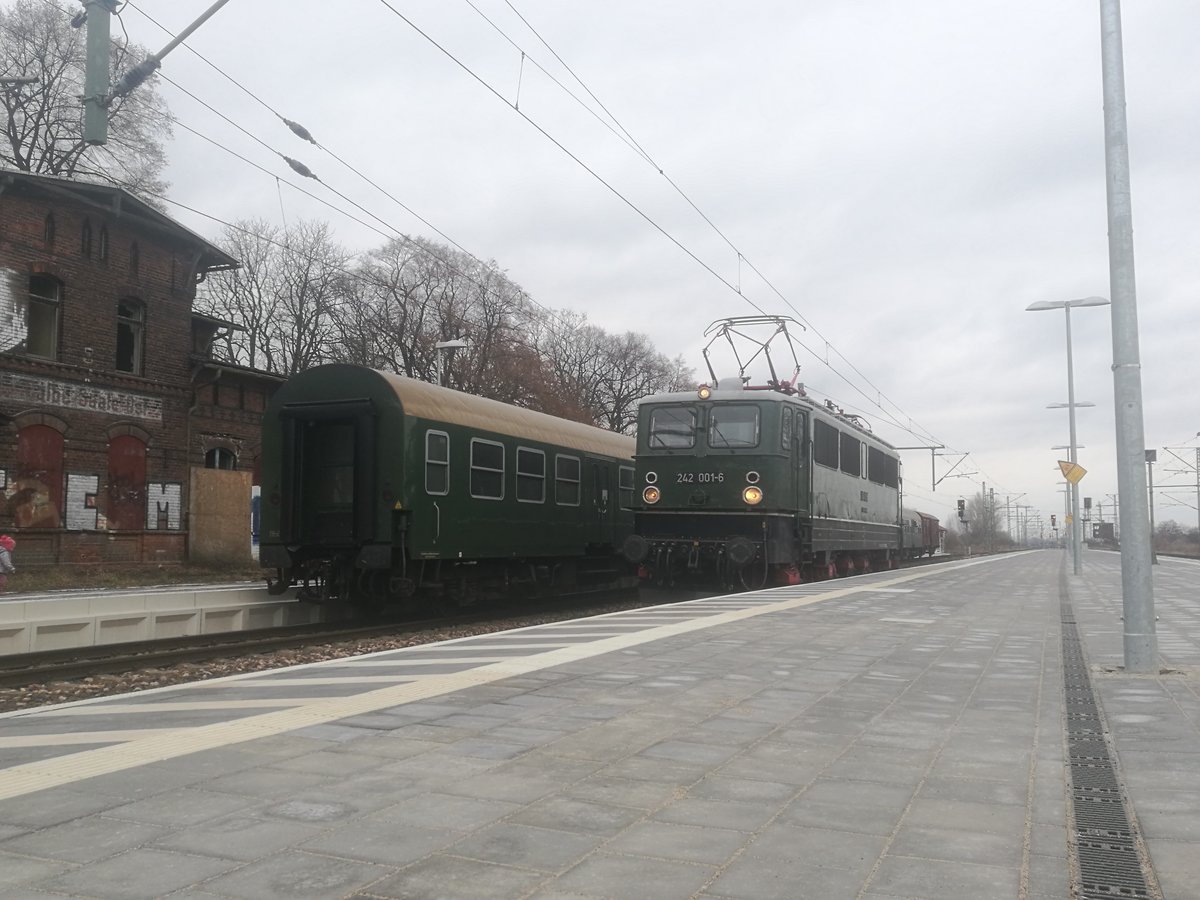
xmin=709 ymin=404 xmax=759 ymax=449
xmin=555 ymin=454 xmax=581 ymax=506
xmin=782 ymin=407 xmax=793 ymax=449
xmin=425 ymin=430 xmax=449 ymax=495
xmin=516 ymin=447 xmax=546 ymax=503
xmin=647 ymin=406 xmax=697 ymax=449
xmin=470 ymin=438 xmax=505 ymax=499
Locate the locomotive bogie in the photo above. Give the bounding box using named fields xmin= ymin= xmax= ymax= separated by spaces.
xmin=260 ymin=365 xmax=636 ymax=609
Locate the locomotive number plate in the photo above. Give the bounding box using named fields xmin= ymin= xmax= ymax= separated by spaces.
xmin=676 ymin=472 xmax=725 ymax=483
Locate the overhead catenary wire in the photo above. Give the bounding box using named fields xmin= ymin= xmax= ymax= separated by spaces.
xmin=53 ymin=0 xmax=1016 ymax=499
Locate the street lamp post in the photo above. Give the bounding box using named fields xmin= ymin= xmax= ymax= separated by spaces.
xmin=435 ymin=339 xmax=468 ymax=388
xmin=1029 ymin=295 xmax=1108 ymax=576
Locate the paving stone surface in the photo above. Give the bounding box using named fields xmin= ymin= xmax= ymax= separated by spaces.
xmin=1 ymin=551 xmax=1199 ymax=897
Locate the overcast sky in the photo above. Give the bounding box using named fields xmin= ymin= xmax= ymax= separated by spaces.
xmin=121 ymin=0 xmax=1199 ymax=531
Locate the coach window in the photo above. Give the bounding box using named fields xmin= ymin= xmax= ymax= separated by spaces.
xmin=813 ymin=419 xmax=839 ymax=469
xmin=516 ymin=447 xmax=546 ymax=503
xmin=470 ymin=438 xmax=504 ymax=500
xmin=425 ymin=430 xmax=449 ymax=495
xmin=555 ymin=454 xmax=581 ymax=506
xmin=26 ymin=275 xmax=62 ymax=360
xmin=647 ymin=406 xmax=697 ymax=449
xmin=840 ymin=433 xmax=862 ymax=477
xmin=116 ymin=299 xmax=145 ymax=374
xmin=618 ymin=465 xmax=634 ymax=508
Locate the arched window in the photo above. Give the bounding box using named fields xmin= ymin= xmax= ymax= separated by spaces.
xmin=81 ymin=218 xmax=92 ymax=258
xmin=116 ymin=299 xmax=145 ymax=374
xmin=98 ymin=225 xmax=109 ymax=263
xmin=107 ymin=435 xmax=147 ymax=530
xmin=128 ymin=241 xmax=139 ymax=276
xmin=205 ymin=447 xmax=237 ymax=470
xmin=26 ymin=275 xmax=62 ymax=360
xmin=43 ymin=213 xmax=56 ymax=248
xmin=14 ymin=424 xmax=64 ymax=528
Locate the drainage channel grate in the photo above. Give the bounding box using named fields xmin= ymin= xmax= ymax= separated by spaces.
xmin=1061 ymin=587 xmax=1156 ymax=900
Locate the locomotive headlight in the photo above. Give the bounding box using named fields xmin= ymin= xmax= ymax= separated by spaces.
xmin=742 ymin=485 xmax=764 ymax=505
xmin=697 ymin=384 xmax=712 ymax=399
xmin=643 ymin=486 xmax=661 ymax=504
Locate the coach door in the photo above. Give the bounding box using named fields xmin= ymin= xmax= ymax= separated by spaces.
xmin=281 ymin=400 xmax=376 ymax=546
xmin=588 ymin=457 xmax=613 ymax=541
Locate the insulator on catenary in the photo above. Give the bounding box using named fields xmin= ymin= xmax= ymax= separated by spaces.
xmin=283 ymin=117 xmax=318 ymax=145
xmin=282 ymin=156 xmax=318 ymax=180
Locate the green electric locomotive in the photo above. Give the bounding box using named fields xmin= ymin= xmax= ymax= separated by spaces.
xmin=259 ymin=364 xmax=636 ymax=608
xmin=622 ymin=381 xmax=904 ymax=588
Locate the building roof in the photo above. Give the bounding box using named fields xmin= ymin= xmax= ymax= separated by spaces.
xmin=0 ymin=169 xmax=238 ymax=273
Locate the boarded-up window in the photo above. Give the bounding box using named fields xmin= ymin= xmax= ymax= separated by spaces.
xmin=108 ymin=435 xmax=147 ymax=530
xmin=14 ymin=425 xmax=64 ymax=528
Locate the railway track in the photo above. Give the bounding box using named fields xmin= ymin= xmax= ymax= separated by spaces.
xmin=0 ymin=590 xmax=649 ymax=693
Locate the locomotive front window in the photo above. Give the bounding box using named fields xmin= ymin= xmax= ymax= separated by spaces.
xmin=555 ymin=454 xmax=581 ymax=505
xmin=516 ymin=447 xmax=546 ymax=503
xmin=470 ymin=438 xmax=505 ymax=499
xmin=648 ymin=406 xmax=697 ymax=449
xmin=708 ymin=404 xmax=759 ymax=449
xmin=425 ymin=430 xmax=449 ymax=495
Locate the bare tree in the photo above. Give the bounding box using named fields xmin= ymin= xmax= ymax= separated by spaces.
xmin=0 ymin=0 xmax=172 ymax=198
xmin=198 ymin=219 xmax=352 ymax=375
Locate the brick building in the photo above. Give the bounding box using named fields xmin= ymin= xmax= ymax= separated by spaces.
xmin=0 ymin=170 xmax=282 ymax=568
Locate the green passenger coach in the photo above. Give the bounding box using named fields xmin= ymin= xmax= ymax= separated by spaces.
xmin=259 ymin=364 xmax=636 ymax=609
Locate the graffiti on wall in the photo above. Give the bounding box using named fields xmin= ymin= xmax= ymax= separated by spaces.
xmin=146 ymin=483 xmax=182 ymax=530
xmin=0 ymin=372 xmax=163 ymax=423
xmin=3 ymin=469 xmax=182 ymax=532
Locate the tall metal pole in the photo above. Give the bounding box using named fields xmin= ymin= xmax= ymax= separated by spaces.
xmin=1064 ymin=305 xmax=1084 ymax=575
xmin=1099 ymin=0 xmax=1156 ymax=672
xmin=1145 ymin=451 xmax=1157 ymax=564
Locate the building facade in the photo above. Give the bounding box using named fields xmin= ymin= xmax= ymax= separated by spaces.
xmin=0 ymin=171 xmax=280 ymax=567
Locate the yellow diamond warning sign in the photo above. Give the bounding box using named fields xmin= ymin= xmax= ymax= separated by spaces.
xmin=1058 ymin=460 xmax=1087 ymax=484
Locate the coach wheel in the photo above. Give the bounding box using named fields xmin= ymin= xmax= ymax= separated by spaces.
xmin=266 ymin=568 xmax=291 ymax=595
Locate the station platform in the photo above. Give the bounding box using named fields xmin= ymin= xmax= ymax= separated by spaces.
xmin=0 ymin=550 xmax=1196 ymax=899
